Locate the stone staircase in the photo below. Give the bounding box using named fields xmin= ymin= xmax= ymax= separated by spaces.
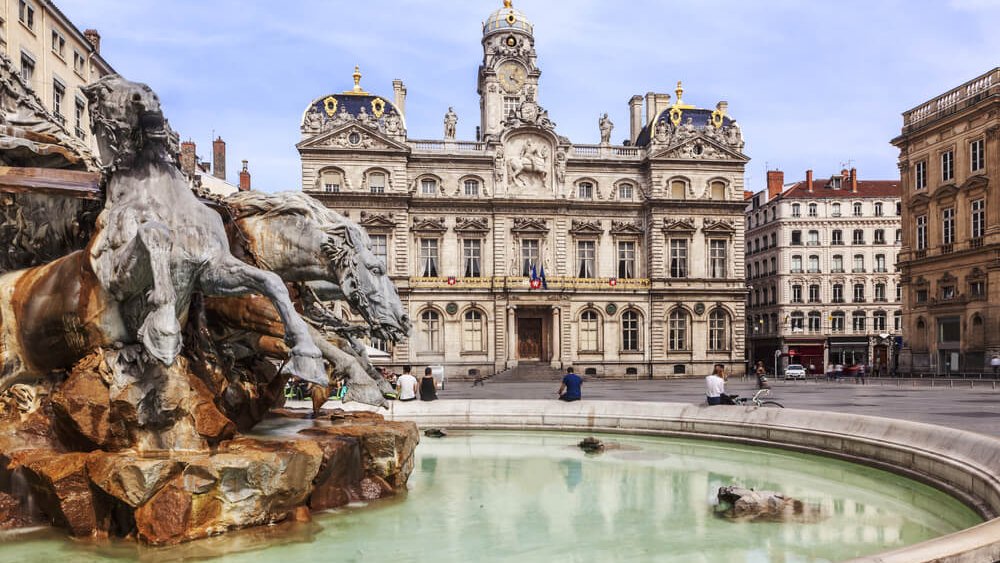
xmin=491 ymin=363 xmax=565 ymax=381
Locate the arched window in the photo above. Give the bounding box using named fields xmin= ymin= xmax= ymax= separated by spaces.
xmin=670 ymin=179 xmax=686 ymax=200
xmin=668 ymin=309 xmax=689 ymax=351
xmin=621 ymin=311 xmax=640 ymax=351
xmin=832 ymin=202 xmax=842 ymax=217
xmin=708 ymin=309 xmax=729 ymax=351
xmin=808 ymin=203 xmax=817 ymax=217
xmin=368 ymin=171 xmax=386 ymax=194
xmin=873 ymin=311 xmax=887 ymax=332
xmin=831 ymin=311 xmax=845 ymax=333
xmin=577 ymin=181 xmax=594 ymax=199
xmin=852 ymin=311 xmax=866 ymax=332
xmin=709 ymin=180 xmax=726 ymax=200
xmin=853 ymin=202 xmax=863 ymax=216
xmin=420 ymin=310 xmax=441 ymax=353
xmin=808 ymin=311 xmax=821 ymax=332
xmin=464 ymin=178 xmax=480 ymax=197
xmin=618 ymin=182 xmax=634 ymax=200
xmin=790 ymin=311 xmax=804 ymax=332
xmin=874 ymin=202 xmax=883 ymax=216
xmin=420 ymin=177 xmax=438 ymax=195
xmin=319 ymin=168 xmax=343 ymax=193
xmin=462 ymin=309 xmax=485 ymax=352
xmin=579 ymin=310 xmax=600 ymax=352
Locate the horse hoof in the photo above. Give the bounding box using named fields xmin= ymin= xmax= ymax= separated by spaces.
xmin=282 ymin=353 xmax=327 ymax=387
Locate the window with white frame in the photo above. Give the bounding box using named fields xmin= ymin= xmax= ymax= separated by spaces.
xmin=970 ymin=139 xmax=985 ymax=172
xmin=74 ymin=97 xmax=86 ymax=139
xmin=502 ymin=96 xmax=519 ymax=117
xmin=368 ymin=171 xmax=386 ymax=194
xmin=916 ymin=214 xmax=927 ymax=250
xmin=808 ymin=203 xmax=817 ymax=217
xmin=418 ymin=238 xmax=439 ymax=277
xmin=420 ymin=310 xmax=441 ymax=352
xmin=895 ymin=229 xmax=902 ymax=244
xmin=709 ymin=240 xmax=727 ymax=279
xmin=669 ymin=239 xmax=688 ymax=278
xmin=577 ymin=240 xmax=595 ymax=278
xmin=462 ymin=310 xmax=485 ymax=352
xmin=853 ymin=283 xmax=865 ymax=302
xmin=668 ymin=310 xmax=689 ymax=351
xmin=808 ymin=284 xmax=820 ymax=303
xmin=941 ymin=150 xmax=954 ymax=182
xmin=874 ymin=202 xmax=883 ymax=216
xmin=832 ymin=202 xmax=842 ymax=217
xmin=874 ymin=229 xmax=885 ymax=244
xmin=19 ymin=51 xmax=34 ymax=84
xmin=72 ymin=49 xmax=85 ymax=75
xmin=791 ymin=203 xmax=801 ymax=217
xmin=790 ymin=312 xmax=804 ymax=332
xmin=463 ymin=239 xmax=482 ymax=277
xmin=577 ymin=181 xmax=594 ymax=199
xmin=942 ymin=207 xmax=955 ymax=245
xmin=915 ymin=161 xmax=927 ymax=190
xmin=791 ymin=284 xmax=803 ymax=303
xmin=18 ymin=0 xmax=34 ymax=30
xmin=52 ymin=78 xmax=65 ymax=120
xmin=832 ymin=254 xmax=844 ymax=273
xmin=833 ymin=283 xmax=844 ymax=303
xmin=618 ymin=183 xmax=633 ymax=200
xmin=791 ymin=255 xmax=802 ymax=272
xmin=521 ymin=239 xmax=539 ymax=276
xmin=853 ymin=254 xmax=865 ymax=272
xmin=808 ymin=255 xmax=819 ymax=272
xmin=807 ymin=230 xmax=819 ymax=245
xmin=579 ymin=310 xmax=600 ymax=351
xmin=852 ymin=311 xmax=866 ymax=332
xmin=873 ymin=311 xmax=886 ymax=332
xmin=875 ymin=254 xmax=886 ymax=272
xmin=972 ymin=199 xmax=985 ymax=239
xmin=708 ymin=309 xmax=729 ymax=351
xmin=464 ymin=178 xmax=480 ymax=196
xmin=621 ymin=311 xmax=639 ymax=351
xmin=51 ymin=29 xmax=66 ymax=58
xmin=853 ymin=202 xmax=863 ymax=217
xmin=831 ymin=312 xmax=845 ymax=332
xmin=808 ymin=312 xmax=821 ymax=332
xmin=321 ymin=169 xmax=343 ymax=192
xmin=617 ymin=241 xmax=635 ymax=279
xmin=369 ymin=234 xmax=388 ymax=268
xmin=832 ymin=229 xmax=843 ymax=245
xmin=852 ymin=229 xmax=864 ymax=244
xmin=894 ymin=311 xmax=902 ymax=331
xmin=875 ymin=282 xmax=886 ymax=301
xmin=420 ymin=178 xmax=438 ymax=195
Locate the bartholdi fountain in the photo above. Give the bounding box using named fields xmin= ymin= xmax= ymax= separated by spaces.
xmin=0 ymin=70 xmax=417 ymax=545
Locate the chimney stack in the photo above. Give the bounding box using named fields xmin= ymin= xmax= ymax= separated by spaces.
xmin=850 ymin=168 xmax=858 ymax=193
xmin=239 ymin=160 xmax=251 ymax=191
xmin=767 ymin=169 xmax=784 ymax=201
xmin=392 ymin=79 xmax=407 ymax=117
xmin=629 ymin=95 xmax=643 ymax=145
xmin=212 ymin=136 xmax=226 ymax=180
xmin=83 ymin=29 xmax=101 ymax=53
xmin=645 ymin=92 xmax=657 ymax=127
xmin=806 ymin=169 xmax=813 ymax=193
xmin=654 ymin=93 xmax=672 ymax=122
xmin=180 ymin=140 xmax=196 ymax=176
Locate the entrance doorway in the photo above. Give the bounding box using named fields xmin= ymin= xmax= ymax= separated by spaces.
xmin=517 ymin=318 xmax=543 ymax=360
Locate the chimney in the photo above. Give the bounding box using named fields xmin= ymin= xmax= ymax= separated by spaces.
xmin=392 ymin=79 xmax=407 ymax=117
xmin=239 ymin=160 xmax=251 ymax=191
xmin=850 ymin=168 xmax=858 ymax=193
xmin=180 ymin=140 xmax=196 ymax=176
xmin=645 ymin=92 xmax=657 ymax=127
xmin=83 ymin=29 xmax=101 ymax=53
xmin=629 ymin=95 xmax=643 ymax=144
xmin=767 ymin=169 xmax=784 ymax=201
xmin=806 ymin=169 xmax=813 ymax=193
xmin=212 ymin=136 xmax=226 ymax=180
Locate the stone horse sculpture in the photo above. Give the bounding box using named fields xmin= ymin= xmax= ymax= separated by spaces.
xmin=202 ymin=191 xmax=410 ymax=409
xmin=0 ymin=75 xmax=326 ymax=391
xmin=507 ymin=138 xmax=548 ymax=189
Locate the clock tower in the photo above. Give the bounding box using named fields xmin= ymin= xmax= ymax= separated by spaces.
xmin=478 ymin=0 xmax=540 ymax=139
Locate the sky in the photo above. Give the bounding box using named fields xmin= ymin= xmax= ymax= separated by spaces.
xmin=57 ymin=0 xmax=1000 ymax=192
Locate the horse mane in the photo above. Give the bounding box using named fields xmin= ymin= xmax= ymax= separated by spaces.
xmin=226 ymin=191 xmax=367 ymax=256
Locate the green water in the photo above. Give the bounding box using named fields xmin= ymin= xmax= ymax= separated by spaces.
xmin=0 ymin=431 xmax=982 ymax=562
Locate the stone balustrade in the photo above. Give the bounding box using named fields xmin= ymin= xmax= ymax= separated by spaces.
xmin=903 ymin=68 xmax=998 ymax=129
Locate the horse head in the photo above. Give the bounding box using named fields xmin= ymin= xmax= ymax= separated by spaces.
xmin=225 ymin=192 xmax=411 ymax=343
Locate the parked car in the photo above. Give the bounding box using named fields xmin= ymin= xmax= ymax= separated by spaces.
xmin=784 ymin=364 xmax=806 ymax=380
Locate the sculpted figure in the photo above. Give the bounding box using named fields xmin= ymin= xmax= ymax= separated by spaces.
xmin=444 ymin=107 xmax=457 ymax=139
xmin=302 ymin=109 xmax=322 ymax=133
xmin=385 ymin=111 xmax=402 ymax=136
xmin=508 ymin=138 xmax=549 ymax=189
xmin=332 ymin=104 xmax=351 ymax=126
xmin=654 ymin=119 xmax=671 ymax=144
xmin=599 ymin=113 xmax=613 ymax=144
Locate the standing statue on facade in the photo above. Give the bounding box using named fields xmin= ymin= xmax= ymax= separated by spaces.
xmin=599 ymin=113 xmax=613 ymax=144
xmin=444 ymin=107 xmax=458 ymax=139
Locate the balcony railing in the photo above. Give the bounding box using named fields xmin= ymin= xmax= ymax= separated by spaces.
xmin=831 ymin=268 xmax=845 ymax=273
xmin=915 ymin=249 xmax=928 ymax=259
xmin=852 ymin=268 xmax=866 ymax=273
xmin=971 ymin=237 xmax=985 ymax=249
xmin=942 ymin=243 xmax=954 ymax=254
xmin=903 ymin=67 xmax=998 ymax=128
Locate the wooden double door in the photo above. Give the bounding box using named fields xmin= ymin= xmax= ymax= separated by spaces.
xmin=517 ymin=317 xmax=544 ymax=360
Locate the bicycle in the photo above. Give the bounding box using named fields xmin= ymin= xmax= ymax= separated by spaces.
xmin=724 ymin=388 xmax=784 ymax=408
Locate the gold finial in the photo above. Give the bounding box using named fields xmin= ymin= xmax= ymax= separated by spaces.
xmin=504 ymin=0 xmax=512 ymax=8
xmin=675 ymin=81 xmax=684 ymax=105
xmin=353 ymin=66 xmax=362 ymax=93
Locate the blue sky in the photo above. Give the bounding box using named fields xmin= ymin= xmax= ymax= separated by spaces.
xmin=60 ymin=0 xmax=1000 ymax=192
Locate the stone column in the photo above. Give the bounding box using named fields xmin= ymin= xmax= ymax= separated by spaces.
xmin=551 ymin=306 xmax=561 ymax=367
xmin=507 ymin=305 xmax=518 ymax=368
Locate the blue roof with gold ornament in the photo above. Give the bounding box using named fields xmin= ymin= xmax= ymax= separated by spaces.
xmin=634 ymin=82 xmax=735 ymax=147
xmin=300 ymin=66 xmax=405 ymax=130
xmin=483 ymin=0 xmax=533 ymax=37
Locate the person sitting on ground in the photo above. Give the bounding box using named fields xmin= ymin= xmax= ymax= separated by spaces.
xmin=557 ymin=366 xmax=582 ymax=402
xmin=419 ymin=366 xmax=438 ymax=401
xmin=396 ymin=365 xmax=418 ymax=402
xmin=706 ymin=364 xmax=727 ymax=406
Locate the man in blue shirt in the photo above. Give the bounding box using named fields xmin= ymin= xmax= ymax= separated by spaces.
xmin=557 ymin=367 xmax=582 ymax=402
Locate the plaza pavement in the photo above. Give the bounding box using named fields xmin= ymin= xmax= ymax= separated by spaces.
xmin=294 ymin=376 xmax=1000 ymax=437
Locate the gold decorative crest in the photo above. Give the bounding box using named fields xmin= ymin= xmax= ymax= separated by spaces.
xmin=711 ymin=101 xmax=728 ymax=129
xmin=669 ymin=106 xmax=683 ymax=126
xmin=323 ymin=96 xmax=338 ymax=117
xmin=371 ymin=97 xmax=386 ymax=118
xmin=506 ymin=12 xmax=517 ymax=25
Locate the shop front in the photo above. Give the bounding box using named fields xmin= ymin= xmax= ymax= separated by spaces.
xmin=828 ymin=337 xmax=870 ymax=368
xmin=784 ymin=339 xmax=825 ymax=376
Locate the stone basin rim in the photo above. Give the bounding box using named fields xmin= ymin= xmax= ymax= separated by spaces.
xmin=337 ymin=399 xmax=1000 ymax=563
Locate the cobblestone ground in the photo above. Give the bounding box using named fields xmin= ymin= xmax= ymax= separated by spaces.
xmin=296 ymin=376 xmax=1000 ymax=437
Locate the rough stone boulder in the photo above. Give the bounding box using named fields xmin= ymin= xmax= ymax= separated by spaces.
xmin=12 ymin=450 xmax=107 ymax=537
xmin=716 ymin=485 xmax=823 ymax=523
xmin=301 ymin=413 xmax=419 ymax=491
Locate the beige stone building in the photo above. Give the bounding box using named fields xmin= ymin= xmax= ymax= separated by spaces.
xmin=893 ymin=68 xmax=999 ymax=374
xmin=298 ymin=1 xmax=748 ymax=378
xmin=746 ymin=169 xmax=902 ymax=375
xmin=0 ymin=0 xmax=113 ymax=144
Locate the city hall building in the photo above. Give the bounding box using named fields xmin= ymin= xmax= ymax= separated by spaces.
xmin=297 ymin=1 xmax=748 ymax=378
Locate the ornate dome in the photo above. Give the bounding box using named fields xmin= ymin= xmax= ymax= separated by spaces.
xmin=483 ymin=0 xmax=533 ymax=37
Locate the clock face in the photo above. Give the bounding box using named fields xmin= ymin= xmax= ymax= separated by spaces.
xmin=497 ymin=61 xmax=526 ymax=94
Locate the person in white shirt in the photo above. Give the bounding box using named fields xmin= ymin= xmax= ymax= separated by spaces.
xmin=396 ymin=365 xmax=418 ymax=402
xmin=706 ymin=364 xmax=727 ymax=406
xmin=991 ymin=356 xmax=1000 ymax=376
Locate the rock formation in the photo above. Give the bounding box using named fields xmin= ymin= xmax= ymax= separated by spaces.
xmin=715 ymin=485 xmax=823 ymax=523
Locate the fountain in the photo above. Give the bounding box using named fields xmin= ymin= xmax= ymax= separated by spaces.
xmin=0 ymin=71 xmax=418 ymax=546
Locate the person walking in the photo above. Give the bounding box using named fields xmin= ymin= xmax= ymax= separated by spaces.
xmin=557 ymin=367 xmax=582 ymax=402
xmin=419 ymin=367 xmax=438 ymax=401
xmin=706 ymin=364 xmax=727 ymax=406
xmin=754 ymin=361 xmax=770 ymax=390
xmin=396 ymin=365 xmax=418 ymax=402
xmin=991 ymin=355 xmax=1000 ymax=377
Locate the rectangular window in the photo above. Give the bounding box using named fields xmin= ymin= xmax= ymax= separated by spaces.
xmin=709 ymin=240 xmax=727 ymax=279
xmin=521 ymin=239 xmax=539 ymax=277
xmin=853 ymin=255 xmax=864 ymax=272
xmin=833 ymin=285 xmax=844 ymax=303
xmin=419 ymin=238 xmax=439 ymax=277
xmin=808 ymin=284 xmax=820 ymax=303
xmin=875 ymin=254 xmax=886 ymax=272
xmin=915 ymin=161 xmax=927 ymax=190
xmin=875 ymin=284 xmax=887 ymax=301
xmin=72 ymin=49 xmax=85 ymax=75
xmin=51 ymin=29 xmax=66 ymax=58
xmin=420 ymin=179 xmax=437 ymax=195
xmin=941 ymin=150 xmax=954 ymax=182
xmin=942 ymin=207 xmax=955 ymax=245
xmin=668 ymin=239 xmax=688 ymax=278
xmin=503 ymin=96 xmax=519 ymax=118
xmin=19 ymin=51 xmax=34 ymax=84
xmin=831 ymin=230 xmax=843 ymax=245
xmin=464 ymin=179 xmax=479 ymax=196
xmin=792 ymin=285 xmax=803 ymax=303
xmin=971 ymin=281 xmax=985 ymax=299
xmin=852 ymin=313 xmax=866 ymax=332
xmin=852 ymin=229 xmax=865 ymax=244
xmin=617 ymin=241 xmax=635 ymax=279
xmin=791 ymin=230 xmax=802 ymax=245
xmin=369 ymin=173 xmax=386 ymax=194
xmin=832 ymin=315 xmax=845 ymax=332
xmin=874 ymin=229 xmax=885 ymax=244
xmin=369 ymin=234 xmax=388 ymax=268
xmin=463 ymin=239 xmax=482 ymax=278
xmin=970 ymin=139 xmax=985 ymax=172
xmin=972 ymin=199 xmax=985 ymax=240
xmin=577 ymin=182 xmax=593 ymax=199
xmin=52 ymin=79 xmax=65 ymax=120
xmin=74 ymin=97 xmax=86 ymax=139
xmin=832 ymin=255 xmax=843 ymax=273
xmin=18 ymin=0 xmax=34 ymax=30
xmin=854 ymin=284 xmax=865 ymax=302
xmin=791 ymin=255 xmax=802 ymax=273
xmin=916 ymin=289 xmax=928 ymax=303
xmin=577 ymin=240 xmax=595 ymax=278
xmin=916 ymin=215 xmax=927 ymax=250
xmin=618 ymin=183 xmax=633 ymax=200
xmin=896 ymin=285 xmax=902 ymax=301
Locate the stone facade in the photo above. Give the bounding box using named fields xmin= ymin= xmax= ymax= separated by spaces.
xmin=892 ymin=67 xmax=999 ymax=374
xmin=297 ymin=2 xmax=748 ymax=378
xmin=746 ymin=169 xmax=902 ymax=375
